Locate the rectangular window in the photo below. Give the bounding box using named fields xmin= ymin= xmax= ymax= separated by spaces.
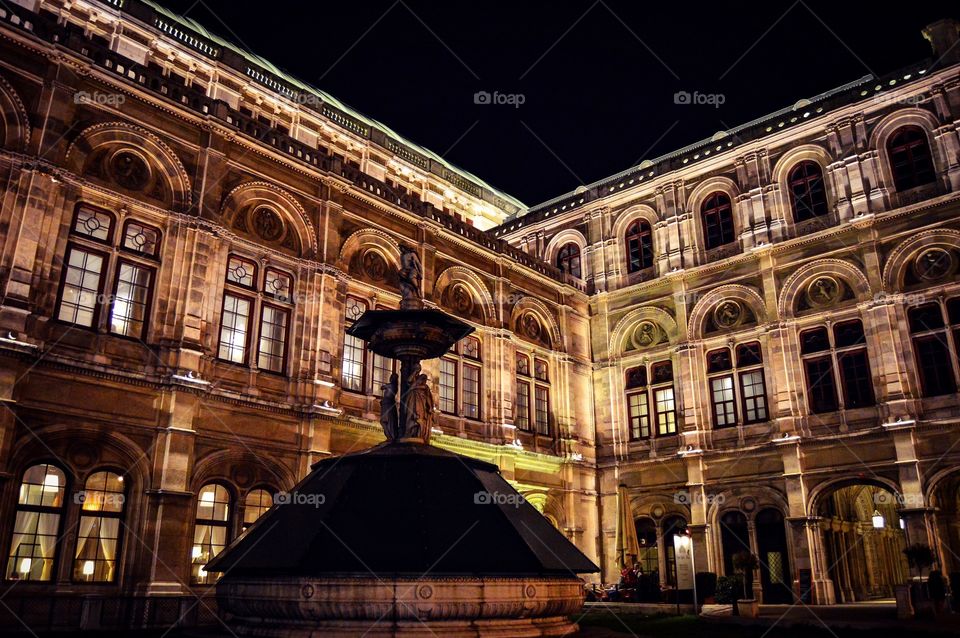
xmin=838 ymin=350 xmax=875 ymax=408
xmin=372 ymin=354 xmax=394 ymax=397
xmin=627 ymin=392 xmax=650 ymax=439
xmin=74 ymin=206 xmax=113 ymax=241
xmin=341 ymin=333 xmax=365 ymax=392
xmin=913 ymin=335 xmax=956 ymax=397
xmin=121 ymin=221 xmax=159 ymax=256
xmin=516 ymin=381 xmax=531 ymax=430
xmin=225 ymin=255 xmax=256 ymax=288
xmin=463 ymin=364 xmax=480 ymax=420
xmin=710 ymin=376 xmax=737 ymax=428
xmin=73 ymin=516 xmax=120 ymax=582
xmin=805 ymin=356 xmax=838 ymax=413
xmin=740 ymin=370 xmax=768 ymax=423
xmin=6 ymin=511 xmax=61 ymax=581
xmin=109 ymin=262 xmax=152 ymax=338
xmin=57 ymin=247 xmax=104 ymax=327
xmin=218 ymin=294 xmax=251 ymax=363
xmin=439 ymin=358 xmax=457 ymax=414
xmin=654 ymin=387 xmax=676 ymax=435
xmin=534 ymin=385 xmax=550 ymax=435
xmin=257 ymin=305 xmax=289 ymax=373
xmin=534 ymin=358 xmax=549 ymax=382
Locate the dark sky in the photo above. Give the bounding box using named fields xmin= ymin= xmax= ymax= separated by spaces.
xmin=160 ymin=0 xmax=957 ymax=206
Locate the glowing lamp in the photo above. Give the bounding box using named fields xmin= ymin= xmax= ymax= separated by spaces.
xmin=872 ymin=510 xmax=885 ymax=529
xmin=19 ymin=558 xmax=32 ymax=574
xmin=192 ymin=545 xmax=203 ymax=559
xmin=82 ymin=560 xmax=95 ymax=577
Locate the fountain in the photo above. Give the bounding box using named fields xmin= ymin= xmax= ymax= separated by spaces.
xmin=207 ymin=245 xmax=598 ymax=637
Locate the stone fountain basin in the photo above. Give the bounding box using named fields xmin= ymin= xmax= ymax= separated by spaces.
xmin=346 ymin=309 xmax=475 ymax=359
xmin=217 ymin=575 xmax=585 ymax=636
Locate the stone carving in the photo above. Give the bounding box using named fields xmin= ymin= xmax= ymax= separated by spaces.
xmin=399 ymin=245 xmax=423 ymax=310
xmin=362 ymin=250 xmax=387 ymax=281
xmin=449 ymin=283 xmax=474 ymax=315
xmin=914 ymin=247 xmax=954 ymax=281
xmin=522 ymin=313 xmax=542 ymax=340
xmin=632 ymin=321 xmax=659 ymax=348
xmin=252 ymin=206 xmax=284 ymax=242
xmin=379 ymin=372 xmax=400 ymax=440
xmin=109 ymin=149 xmax=150 ymax=191
xmin=404 ymin=364 xmax=435 ymax=444
xmin=806 ymin=276 xmax=841 ymax=307
xmin=713 ymin=300 xmax=743 ymax=329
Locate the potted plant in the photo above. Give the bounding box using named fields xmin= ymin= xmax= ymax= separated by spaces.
xmin=732 ymin=551 xmax=760 ymax=618
xmin=715 ymin=574 xmax=741 ymax=612
xmin=903 ymin=543 xmax=936 ymax=618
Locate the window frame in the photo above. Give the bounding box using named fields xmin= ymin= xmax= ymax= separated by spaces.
xmin=887 ymin=126 xmax=936 ymax=192
xmin=908 ymin=300 xmax=960 ymax=397
xmin=256 ymin=301 xmax=291 ymax=375
xmin=108 ymin=257 xmax=156 ymax=341
xmin=5 ymin=463 xmax=69 ymax=582
xmin=191 ymin=483 xmax=233 ymax=585
xmin=217 ymin=291 xmax=255 ymax=365
xmin=556 ymin=242 xmax=582 ymax=279
xmin=625 ymin=219 xmax=654 ymax=273
xmin=701 ymin=192 xmax=736 ymax=250
xmin=787 ymin=160 xmax=829 ymax=222
xmin=55 ymin=243 xmax=110 ymax=330
xmin=72 ymin=469 xmax=127 ymax=584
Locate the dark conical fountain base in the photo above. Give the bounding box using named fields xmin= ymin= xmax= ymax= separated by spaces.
xmin=208 ymin=442 xmax=597 ymax=637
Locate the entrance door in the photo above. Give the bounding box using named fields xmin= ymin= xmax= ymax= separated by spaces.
xmin=756 ymin=508 xmax=793 ymax=603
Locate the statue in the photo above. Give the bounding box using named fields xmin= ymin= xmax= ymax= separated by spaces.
xmin=379 ymin=372 xmax=399 ymax=440
xmin=398 ymin=245 xmax=423 ymax=310
xmin=403 ymin=364 xmax=435 ymax=444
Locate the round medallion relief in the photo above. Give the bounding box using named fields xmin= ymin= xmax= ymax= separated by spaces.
xmin=914 ymin=248 xmax=955 ymax=281
xmin=806 ymin=276 xmax=841 ymax=308
xmin=418 ymin=585 xmax=433 ymax=599
xmin=524 ymin=585 xmax=537 ymax=598
xmin=301 ymin=584 xmax=315 ymax=599
xmin=361 ymin=250 xmax=388 ymax=281
xmin=109 ymin=149 xmax=151 ymax=191
xmin=251 ymin=206 xmax=284 ymax=242
xmin=740 ymin=497 xmax=757 ymax=513
xmin=449 ymin=284 xmax=474 ymax=315
xmin=632 ymin=321 xmax=660 ymax=349
xmin=522 ymin=313 xmax=542 ymax=340
xmin=713 ymin=300 xmax=744 ymax=329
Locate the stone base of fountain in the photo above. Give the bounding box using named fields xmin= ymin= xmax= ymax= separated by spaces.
xmin=208 ymin=442 xmax=597 ymax=638
xmin=217 ymin=576 xmax=585 ymax=637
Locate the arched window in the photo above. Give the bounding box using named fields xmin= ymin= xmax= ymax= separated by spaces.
xmin=242 ymin=488 xmax=274 ymax=531
xmin=191 ymin=483 xmax=231 ymax=584
xmin=6 ymin=464 xmax=67 ymax=581
xmin=701 ymin=192 xmax=735 ymax=250
xmin=625 ymin=220 xmax=654 ymax=273
xmin=73 ymin=470 xmax=125 ymax=582
xmin=888 ymin=126 xmax=936 ymax=191
xmin=556 ymin=243 xmax=582 ymax=279
xmin=788 ymin=161 xmax=829 ymax=222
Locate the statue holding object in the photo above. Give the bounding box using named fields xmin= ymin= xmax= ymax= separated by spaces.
xmin=398 ymin=245 xmax=423 ymax=310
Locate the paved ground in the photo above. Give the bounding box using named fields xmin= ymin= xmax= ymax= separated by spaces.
xmin=575 ymin=600 xmax=960 ymax=636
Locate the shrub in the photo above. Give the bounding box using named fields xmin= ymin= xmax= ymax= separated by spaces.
xmin=715 ymin=575 xmax=742 ymax=604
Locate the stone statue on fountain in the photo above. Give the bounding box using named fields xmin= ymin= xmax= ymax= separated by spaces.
xmin=398 ymin=245 xmax=423 ymax=310
xmin=403 ymin=363 xmax=435 ymax=444
xmin=379 ymin=372 xmax=400 ymax=439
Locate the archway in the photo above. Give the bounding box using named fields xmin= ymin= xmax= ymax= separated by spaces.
xmin=931 ymin=472 xmax=960 ymax=573
xmin=817 ymin=483 xmax=908 ymax=602
xmin=756 ymin=508 xmax=793 ymax=603
xmin=720 ymin=510 xmax=750 ymax=577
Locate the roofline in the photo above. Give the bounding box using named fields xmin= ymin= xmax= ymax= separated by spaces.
xmin=105 ymin=0 xmax=527 ymax=213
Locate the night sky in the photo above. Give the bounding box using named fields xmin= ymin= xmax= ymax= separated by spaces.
xmin=160 ymin=1 xmax=957 ymax=206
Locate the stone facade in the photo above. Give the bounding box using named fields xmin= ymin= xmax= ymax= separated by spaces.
xmin=0 ymin=0 xmax=959 ymax=629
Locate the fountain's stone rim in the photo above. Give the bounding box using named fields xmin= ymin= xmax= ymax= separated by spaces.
xmin=345 ymin=308 xmax=475 ymax=358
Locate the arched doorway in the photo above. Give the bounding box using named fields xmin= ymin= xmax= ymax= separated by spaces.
xmin=756 ymin=508 xmax=793 ymax=603
xmin=720 ymin=510 xmax=750 ymax=577
xmin=662 ymin=515 xmax=687 ymax=587
xmin=634 ymin=517 xmax=658 ymax=578
xmin=931 ymin=472 xmax=960 ymax=574
xmin=817 ymin=483 xmax=908 ymax=602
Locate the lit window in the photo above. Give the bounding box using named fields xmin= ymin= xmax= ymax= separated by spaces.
xmin=121 ymin=221 xmax=160 ymax=256
xmin=6 ymin=464 xmax=66 ymax=581
xmin=226 ymin=255 xmax=257 ymax=288
xmin=706 ymin=343 xmax=768 ymax=428
xmin=192 ymin=484 xmax=231 ymax=585
xmin=341 ymin=296 xmax=367 ymax=392
xmin=73 ymin=471 xmax=125 ymax=582
xmin=264 ymin=268 xmax=293 ymax=303
xmin=110 ymin=262 xmax=152 ymax=338
xmin=516 ymin=380 xmax=531 ymax=431
xmin=463 ymin=364 xmax=480 ymax=419
xmin=218 ymin=294 xmax=251 ymax=363
xmin=534 ymin=385 xmax=550 ymax=435
xmin=257 ymin=305 xmax=288 ymax=373
xmin=625 ymin=362 xmax=677 ymax=439
xmin=242 ymin=488 xmax=273 ymax=531
xmin=57 ymin=247 xmax=104 ymax=327
xmin=439 ymin=357 xmax=457 ymax=414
